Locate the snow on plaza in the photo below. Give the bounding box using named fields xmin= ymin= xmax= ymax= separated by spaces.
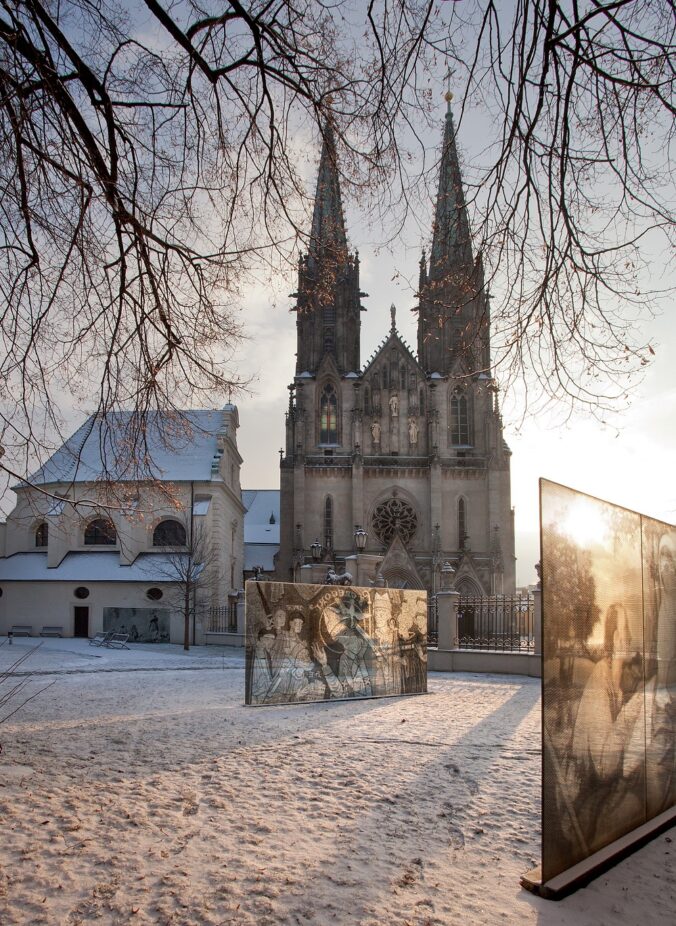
xmin=0 ymin=639 xmax=673 ymax=926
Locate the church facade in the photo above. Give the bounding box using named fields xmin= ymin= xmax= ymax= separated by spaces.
xmin=278 ymin=105 xmax=516 ymax=596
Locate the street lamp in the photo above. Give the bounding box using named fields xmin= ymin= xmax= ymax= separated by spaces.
xmin=354 ymin=525 xmax=368 ymax=551
xmin=310 ymin=539 xmax=322 ymax=562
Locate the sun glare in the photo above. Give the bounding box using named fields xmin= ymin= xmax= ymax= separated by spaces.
xmin=559 ymin=498 xmax=610 ymax=548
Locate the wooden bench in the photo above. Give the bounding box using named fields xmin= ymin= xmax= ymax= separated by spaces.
xmin=10 ymin=625 xmax=33 ymax=637
xmin=40 ymin=626 xmax=64 ymax=637
xmin=89 ymin=632 xmax=113 ymax=647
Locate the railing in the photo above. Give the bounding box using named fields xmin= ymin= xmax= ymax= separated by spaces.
xmin=208 ymin=605 xmax=238 ymax=634
xmin=427 ymin=596 xmax=438 ymax=647
xmin=456 ymin=595 xmax=534 ymax=651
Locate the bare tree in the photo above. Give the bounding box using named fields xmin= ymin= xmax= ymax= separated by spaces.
xmin=0 ymin=0 xmax=673 ymax=498
xmin=149 ymin=520 xmax=218 ymax=651
xmin=419 ymin=0 xmax=675 ymax=413
xmin=0 ymin=0 xmax=430 ymax=494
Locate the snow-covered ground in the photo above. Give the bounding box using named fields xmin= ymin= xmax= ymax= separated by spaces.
xmin=0 ymin=638 xmax=673 ymax=925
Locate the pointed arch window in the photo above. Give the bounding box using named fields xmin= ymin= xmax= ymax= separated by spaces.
xmin=450 ymin=393 xmax=471 ymax=446
xmin=320 ymin=383 xmax=338 ymax=444
xmin=458 ymin=498 xmax=468 ymax=550
xmin=35 ymin=522 xmax=48 ymax=548
xmin=419 ymin=387 xmax=425 ymax=416
xmin=324 ymin=496 xmax=334 ymax=550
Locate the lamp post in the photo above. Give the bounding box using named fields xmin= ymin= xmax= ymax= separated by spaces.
xmin=354 ymin=525 xmax=368 ymax=552
xmin=310 ymin=539 xmax=322 ymax=562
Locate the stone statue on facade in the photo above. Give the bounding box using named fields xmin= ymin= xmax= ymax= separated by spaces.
xmin=408 ymin=417 xmax=419 ymax=444
xmin=325 ymin=569 xmax=353 ymax=586
xmin=389 ymin=393 xmax=399 ymax=417
xmin=370 ymin=420 xmax=381 ymax=444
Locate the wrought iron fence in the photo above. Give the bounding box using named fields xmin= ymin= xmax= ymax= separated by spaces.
xmin=456 ymin=595 xmax=534 ymax=651
xmin=208 ymin=604 xmax=238 ymax=634
xmin=427 ymin=596 xmax=438 ymax=647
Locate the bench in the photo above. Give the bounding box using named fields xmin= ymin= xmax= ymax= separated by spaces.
xmin=10 ymin=625 xmax=33 ymax=637
xmin=89 ymin=632 xmax=113 ymax=647
xmin=40 ymin=626 xmax=64 ymax=637
xmin=104 ymin=632 xmax=130 ymax=650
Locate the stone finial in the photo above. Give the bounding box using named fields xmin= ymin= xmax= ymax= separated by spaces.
xmin=390 ymin=303 xmax=396 ymax=331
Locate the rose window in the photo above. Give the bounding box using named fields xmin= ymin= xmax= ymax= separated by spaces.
xmin=371 ymin=498 xmax=418 ymax=546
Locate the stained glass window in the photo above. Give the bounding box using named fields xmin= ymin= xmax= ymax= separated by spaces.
xmin=320 ymin=384 xmax=338 ymax=444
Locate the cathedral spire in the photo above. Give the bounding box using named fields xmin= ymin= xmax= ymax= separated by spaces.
xmin=429 ymin=95 xmax=473 ymax=279
xmin=309 ymin=121 xmax=348 ymax=261
xmin=416 ymin=95 xmax=490 ymax=375
xmin=292 ymin=120 xmax=362 ymax=375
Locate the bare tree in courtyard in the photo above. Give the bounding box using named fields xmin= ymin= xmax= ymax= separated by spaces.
xmin=150 ymin=520 xmax=217 ymax=651
xmin=0 ymin=1 xmax=673 ymax=495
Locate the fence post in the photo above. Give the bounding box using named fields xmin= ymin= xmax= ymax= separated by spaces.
xmin=532 ymin=587 xmax=542 ymax=656
xmin=436 ymin=590 xmax=460 ymax=650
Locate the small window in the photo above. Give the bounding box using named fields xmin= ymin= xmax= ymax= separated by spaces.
xmin=35 ymin=522 xmax=49 ymax=548
xmin=153 ymin=520 xmax=187 ymax=546
xmin=146 ymin=587 xmax=163 ymax=601
xmin=74 ymin=586 xmax=90 ymax=599
xmin=458 ymin=498 xmax=468 ymax=549
xmin=324 ymin=496 xmax=333 ymax=551
xmin=84 ymin=518 xmax=116 ymax=545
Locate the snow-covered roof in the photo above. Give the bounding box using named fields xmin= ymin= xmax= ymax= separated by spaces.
xmin=193 ymin=498 xmax=211 ymax=516
xmin=242 ymin=489 xmax=280 ymax=544
xmin=0 ymin=551 xmax=197 ymax=582
xmin=243 ymin=543 xmax=278 ymax=572
xmin=28 ymin=409 xmax=236 ymax=486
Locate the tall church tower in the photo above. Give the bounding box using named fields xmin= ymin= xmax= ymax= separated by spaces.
xmin=277 ymin=106 xmax=516 ymax=597
xmin=292 ymin=122 xmax=364 ymax=375
xmin=417 ymin=98 xmax=490 ymax=377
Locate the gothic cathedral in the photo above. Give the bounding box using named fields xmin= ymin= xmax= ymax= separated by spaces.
xmin=278 ymin=105 xmax=516 ymax=595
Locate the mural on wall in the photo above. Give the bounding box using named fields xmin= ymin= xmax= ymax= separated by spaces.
xmin=245 ymin=581 xmax=428 ymax=705
xmin=103 ymin=607 xmax=170 ymax=643
xmin=541 ymin=479 xmax=675 ymax=882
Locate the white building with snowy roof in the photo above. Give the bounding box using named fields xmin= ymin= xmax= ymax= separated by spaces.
xmin=242 ymin=489 xmax=280 ymax=580
xmin=0 ymin=407 xmax=245 ymax=644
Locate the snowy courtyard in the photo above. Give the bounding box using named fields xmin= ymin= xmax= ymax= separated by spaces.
xmin=0 ymin=638 xmax=673 ymax=925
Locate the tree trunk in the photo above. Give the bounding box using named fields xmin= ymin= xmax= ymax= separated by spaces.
xmin=183 ymin=580 xmax=191 ymax=651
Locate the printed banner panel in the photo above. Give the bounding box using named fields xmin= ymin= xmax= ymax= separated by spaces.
xmin=103 ymin=607 xmax=170 ymax=643
xmin=541 ymin=479 xmax=675 ymax=882
xmin=642 ymin=517 xmax=676 ymax=819
xmin=245 ymin=581 xmax=428 ymax=705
